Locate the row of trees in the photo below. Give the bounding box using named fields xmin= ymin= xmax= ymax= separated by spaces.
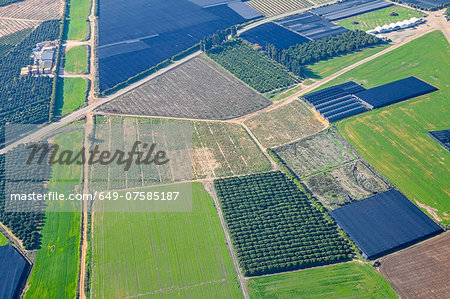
xmin=265 ymin=30 xmax=384 ymax=76
xmin=0 ymin=144 xmax=52 ymax=250
xmin=215 ymin=171 xmax=353 ymax=276
xmin=0 ymin=20 xmax=60 ymax=144
xmin=207 ymin=39 xmax=299 ymax=93
xmin=0 ymin=20 xmax=60 ymax=250
xmin=200 ymin=26 xmax=238 ymax=52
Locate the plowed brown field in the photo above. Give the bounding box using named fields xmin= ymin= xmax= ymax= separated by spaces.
xmin=378 ymin=232 xmax=450 ymax=298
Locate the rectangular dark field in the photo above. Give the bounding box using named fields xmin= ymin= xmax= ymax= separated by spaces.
xmin=355 ymin=76 xmax=438 ymax=109
xmin=0 ymin=245 xmax=30 ymax=299
xmin=240 ymin=22 xmax=310 ymax=49
xmin=428 ymin=130 xmax=450 ymax=151
xmin=97 ymin=0 xmax=260 ymax=91
xmin=310 ymin=0 xmax=392 ymax=21
xmin=396 ymin=0 xmax=449 ymax=10
xmin=329 ymin=189 xmax=443 ymax=259
xmin=302 ymin=81 xmax=367 ymax=122
xmin=276 ymin=13 xmax=348 ymax=40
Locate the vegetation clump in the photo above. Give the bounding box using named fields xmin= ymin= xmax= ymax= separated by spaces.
xmin=215 ymin=171 xmax=353 ymax=276
xmin=265 ymin=30 xmax=384 ymax=76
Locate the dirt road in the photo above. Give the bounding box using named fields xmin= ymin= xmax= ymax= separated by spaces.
xmin=233 ymin=26 xmax=435 ymax=124
xmin=203 ymin=180 xmax=250 ymax=299
xmin=78 ymin=114 xmax=93 ymax=299
xmin=77 ymin=0 xmax=98 ymax=297
xmin=2 ymin=2 xmax=445 ymax=156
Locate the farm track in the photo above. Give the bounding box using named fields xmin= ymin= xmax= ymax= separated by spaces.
xmin=203 ymin=180 xmax=250 ymax=299
xmin=233 ymin=26 xmax=436 ymax=124
xmin=0 ymin=2 xmax=441 ymax=156
xmin=77 ymin=0 xmax=97 ymax=297
xmin=78 ymin=113 xmax=93 ymax=299
xmin=2 ymin=4 xmax=448 ymax=297
xmin=241 ymin=123 xmax=278 ymax=171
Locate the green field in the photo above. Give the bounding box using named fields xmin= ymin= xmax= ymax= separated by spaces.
xmin=68 ymin=0 xmax=91 ymax=18
xmin=337 ymin=6 xmax=424 ymax=31
xmin=0 ymin=232 xmax=8 ymax=246
xmin=326 ymin=31 xmax=450 ymax=224
xmin=91 ymin=182 xmax=243 ymax=298
xmin=65 ymin=0 xmax=91 ymax=40
xmin=25 ymin=127 xmax=83 ymax=298
xmin=304 ymin=44 xmax=390 ymax=79
xmin=65 ymin=46 xmax=88 ymax=74
xmin=65 ymin=19 xmax=89 ymax=41
xmin=55 ymin=77 xmax=88 ymax=115
xmin=248 ymin=262 xmax=397 ymax=298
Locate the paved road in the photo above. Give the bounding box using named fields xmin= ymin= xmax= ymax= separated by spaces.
xmin=233 ymin=26 xmax=435 ymax=123
xmin=1 ymin=0 xmax=340 ymax=154
xmin=0 ymin=50 xmax=201 ymax=154
xmin=1 ymin=1 xmax=444 ymax=155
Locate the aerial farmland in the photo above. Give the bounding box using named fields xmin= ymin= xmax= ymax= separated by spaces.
xmin=0 ymin=0 xmax=448 ymax=298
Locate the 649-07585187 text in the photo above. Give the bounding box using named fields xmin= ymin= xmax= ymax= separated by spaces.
xmin=96 ymin=191 xmax=180 ymax=201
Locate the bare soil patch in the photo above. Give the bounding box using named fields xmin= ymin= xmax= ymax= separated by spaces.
xmin=378 ymin=232 xmax=450 ymax=299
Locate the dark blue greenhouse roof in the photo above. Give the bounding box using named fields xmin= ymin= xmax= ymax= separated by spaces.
xmin=428 ymin=130 xmax=450 ymax=151
xmin=329 ymin=189 xmax=443 ymax=259
xmin=0 ymin=245 xmax=30 ymax=299
xmin=355 ymin=76 xmax=438 ymax=109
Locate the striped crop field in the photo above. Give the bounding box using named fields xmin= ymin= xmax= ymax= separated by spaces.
xmin=0 ymin=18 xmax=39 ymax=38
xmin=246 ymin=0 xmax=314 ymax=16
xmin=91 ymin=182 xmax=243 ymax=298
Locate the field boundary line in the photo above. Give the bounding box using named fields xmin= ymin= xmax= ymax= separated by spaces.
xmin=122 ymin=278 xmax=227 ymax=299
xmin=233 ymin=27 xmax=435 ymax=123
xmin=241 ymin=123 xmax=278 ymax=171
xmin=78 ymin=114 xmax=93 ymax=299
xmin=203 ymin=180 xmax=250 ymax=299
xmin=0 ymin=22 xmax=435 ymax=156
xmin=244 ymin=260 xmax=357 ymax=280
xmin=94 ymin=112 xmax=236 ymax=123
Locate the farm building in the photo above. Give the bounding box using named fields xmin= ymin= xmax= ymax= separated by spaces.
xmin=0 ymin=245 xmax=30 ymax=299
xmin=368 ymin=17 xmax=425 ymax=34
xmin=329 ymin=189 xmax=443 ymax=259
xmin=21 ymin=40 xmax=58 ymax=76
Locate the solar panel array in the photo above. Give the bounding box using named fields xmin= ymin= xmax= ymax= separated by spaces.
xmin=354 ymin=76 xmax=439 ymax=109
xmin=302 ymin=82 xmax=368 ymax=122
xmin=329 ymin=189 xmax=443 ymax=259
xmin=276 ymin=13 xmax=348 ymax=40
xmin=310 ymin=0 xmax=392 ymax=21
